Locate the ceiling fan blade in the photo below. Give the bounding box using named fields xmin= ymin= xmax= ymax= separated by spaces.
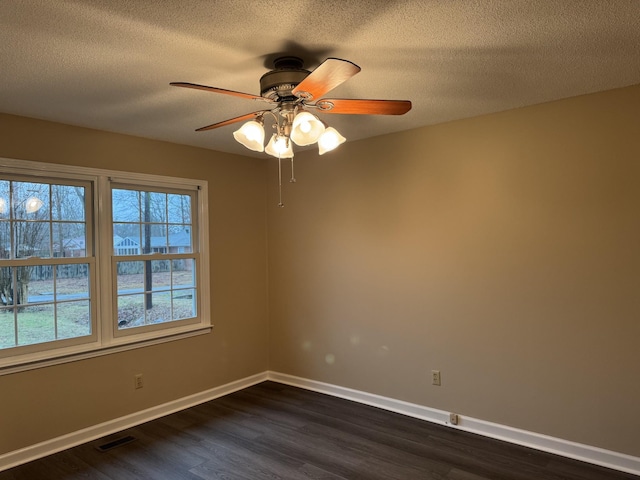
xmin=291 ymin=58 xmax=361 ymax=101
xmin=171 ymin=82 xmax=273 ymax=103
xmin=314 ymin=98 xmax=412 ymax=115
xmin=195 ymin=111 xmax=268 ymax=132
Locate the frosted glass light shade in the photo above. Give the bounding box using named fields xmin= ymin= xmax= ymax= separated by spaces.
xmin=317 ymin=127 xmax=346 ymax=155
xmin=233 ymin=120 xmax=265 ymax=152
xmin=290 ymin=112 xmax=325 ymax=146
xmin=265 ymin=135 xmax=294 ymax=158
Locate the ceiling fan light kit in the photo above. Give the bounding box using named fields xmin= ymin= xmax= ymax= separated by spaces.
xmin=171 ymin=56 xmax=411 ymax=205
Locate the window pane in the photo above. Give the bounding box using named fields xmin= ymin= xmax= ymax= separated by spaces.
xmin=0 ymin=180 xmax=9 ymax=220
xmin=116 ymin=261 xmax=144 ymax=293
xmin=0 ymin=266 xmax=36 ymax=308
xmin=148 ymin=192 xmax=166 ymax=223
xmin=146 ymin=291 xmax=172 ymax=324
xmin=17 ymin=303 xmax=56 ymax=346
xmin=0 ymin=307 xmax=16 ymax=348
xmin=57 ymin=264 xmax=90 ymax=300
xmin=173 ymin=259 xmax=195 ymax=288
xmin=151 ymin=260 xmax=170 ymax=291
xmin=112 ymin=189 xmax=141 ymax=222
xmin=13 ymin=181 xmax=50 ymax=220
xmin=113 ymin=226 xmax=141 ymax=255
xmin=53 ymin=222 xmax=86 ymax=257
xmin=15 ymin=266 xmax=30 ymax=305
xmin=143 ymin=224 xmax=167 ymax=254
xmin=51 ymin=184 xmax=85 ymax=221
xmin=28 ymin=265 xmax=53 ymax=304
xmin=117 ymin=294 xmax=144 ymax=328
xmin=0 ymin=266 xmax=14 ymax=308
xmin=168 ymin=193 xmax=191 ymax=224
xmin=169 ymin=228 xmax=192 ymax=253
xmin=0 ymin=221 xmax=9 ymax=258
xmin=173 ymin=289 xmax=196 ymax=320
xmin=57 ymin=301 xmax=91 ymax=339
xmin=14 ymin=221 xmax=51 ymax=259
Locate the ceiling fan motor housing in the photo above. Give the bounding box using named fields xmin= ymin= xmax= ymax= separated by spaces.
xmin=260 ymin=56 xmax=310 ymax=101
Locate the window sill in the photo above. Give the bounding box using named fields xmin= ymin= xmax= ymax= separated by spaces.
xmin=0 ymin=325 xmax=213 ymax=376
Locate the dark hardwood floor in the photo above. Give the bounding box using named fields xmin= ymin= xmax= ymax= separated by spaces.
xmin=1 ymin=381 xmax=637 ymax=479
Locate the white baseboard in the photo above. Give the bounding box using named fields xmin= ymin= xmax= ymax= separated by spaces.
xmin=2 ymin=370 xmax=639 ymax=476
xmin=267 ymin=371 xmax=640 ymax=477
xmin=0 ymin=372 xmax=268 ymax=472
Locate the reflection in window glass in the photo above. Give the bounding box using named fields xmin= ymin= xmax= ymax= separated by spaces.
xmin=0 ymin=180 xmax=87 ymax=261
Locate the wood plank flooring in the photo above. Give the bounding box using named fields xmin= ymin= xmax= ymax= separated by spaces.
xmin=1 ymin=381 xmax=637 ymax=479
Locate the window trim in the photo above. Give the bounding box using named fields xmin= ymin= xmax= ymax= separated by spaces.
xmin=0 ymin=157 xmax=211 ymax=375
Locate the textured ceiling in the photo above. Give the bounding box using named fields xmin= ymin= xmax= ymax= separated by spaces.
xmin=2 ymin=0 xmax=640 ymax=158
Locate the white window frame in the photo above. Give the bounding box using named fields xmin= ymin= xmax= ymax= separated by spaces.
xmin=0 ymin=158 xmax=211 ymax=374
xmin=108 ymin=181 xmax=202 ymax=341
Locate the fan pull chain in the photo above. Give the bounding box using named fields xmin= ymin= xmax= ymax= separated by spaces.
xmin=290 ymin=158 xmax=296 ymax=183
xmin=277 ymin=155 xmax=284 ymax=207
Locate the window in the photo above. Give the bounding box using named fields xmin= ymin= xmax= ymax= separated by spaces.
xmin=0 ymin=158 xmax=210 ymax=372
xmin=0 ymin=177 xmax=95 ymax=354
xmin=111 ymin=186 xmax=197 ymax=334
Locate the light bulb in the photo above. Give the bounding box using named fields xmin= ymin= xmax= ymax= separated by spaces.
xmin=299 ymin=120 xmax=312 ymax=133
xmin=321 ymin=131 xmax=339 ymax=149
xmin=265 ymin=134 xmax=294 ymax=158
xmin=275 ymin=137 xmax=288 ymax=153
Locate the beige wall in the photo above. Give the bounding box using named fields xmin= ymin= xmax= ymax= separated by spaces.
xmin=2 ymin=83 xmax=639 ymax=461
xmin=0 ymin=113 xmax=269 ymax=455
xmin=267 ymin=84 xmax=640 ymax=457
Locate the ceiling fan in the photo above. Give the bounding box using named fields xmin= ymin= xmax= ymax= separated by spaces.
xmin=171 ymin=56 xmax=411 ymax=157
xmin=171 ymin=56 xmax=411 ymax=206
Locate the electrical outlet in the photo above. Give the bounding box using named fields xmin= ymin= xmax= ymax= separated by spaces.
xmin=431 ymin=370 xmax=441 ymax=386
xmin=449 ymin=413 xmax=459 ymax=425
xmin=134 ymin=374 xmax=144 ymax=390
